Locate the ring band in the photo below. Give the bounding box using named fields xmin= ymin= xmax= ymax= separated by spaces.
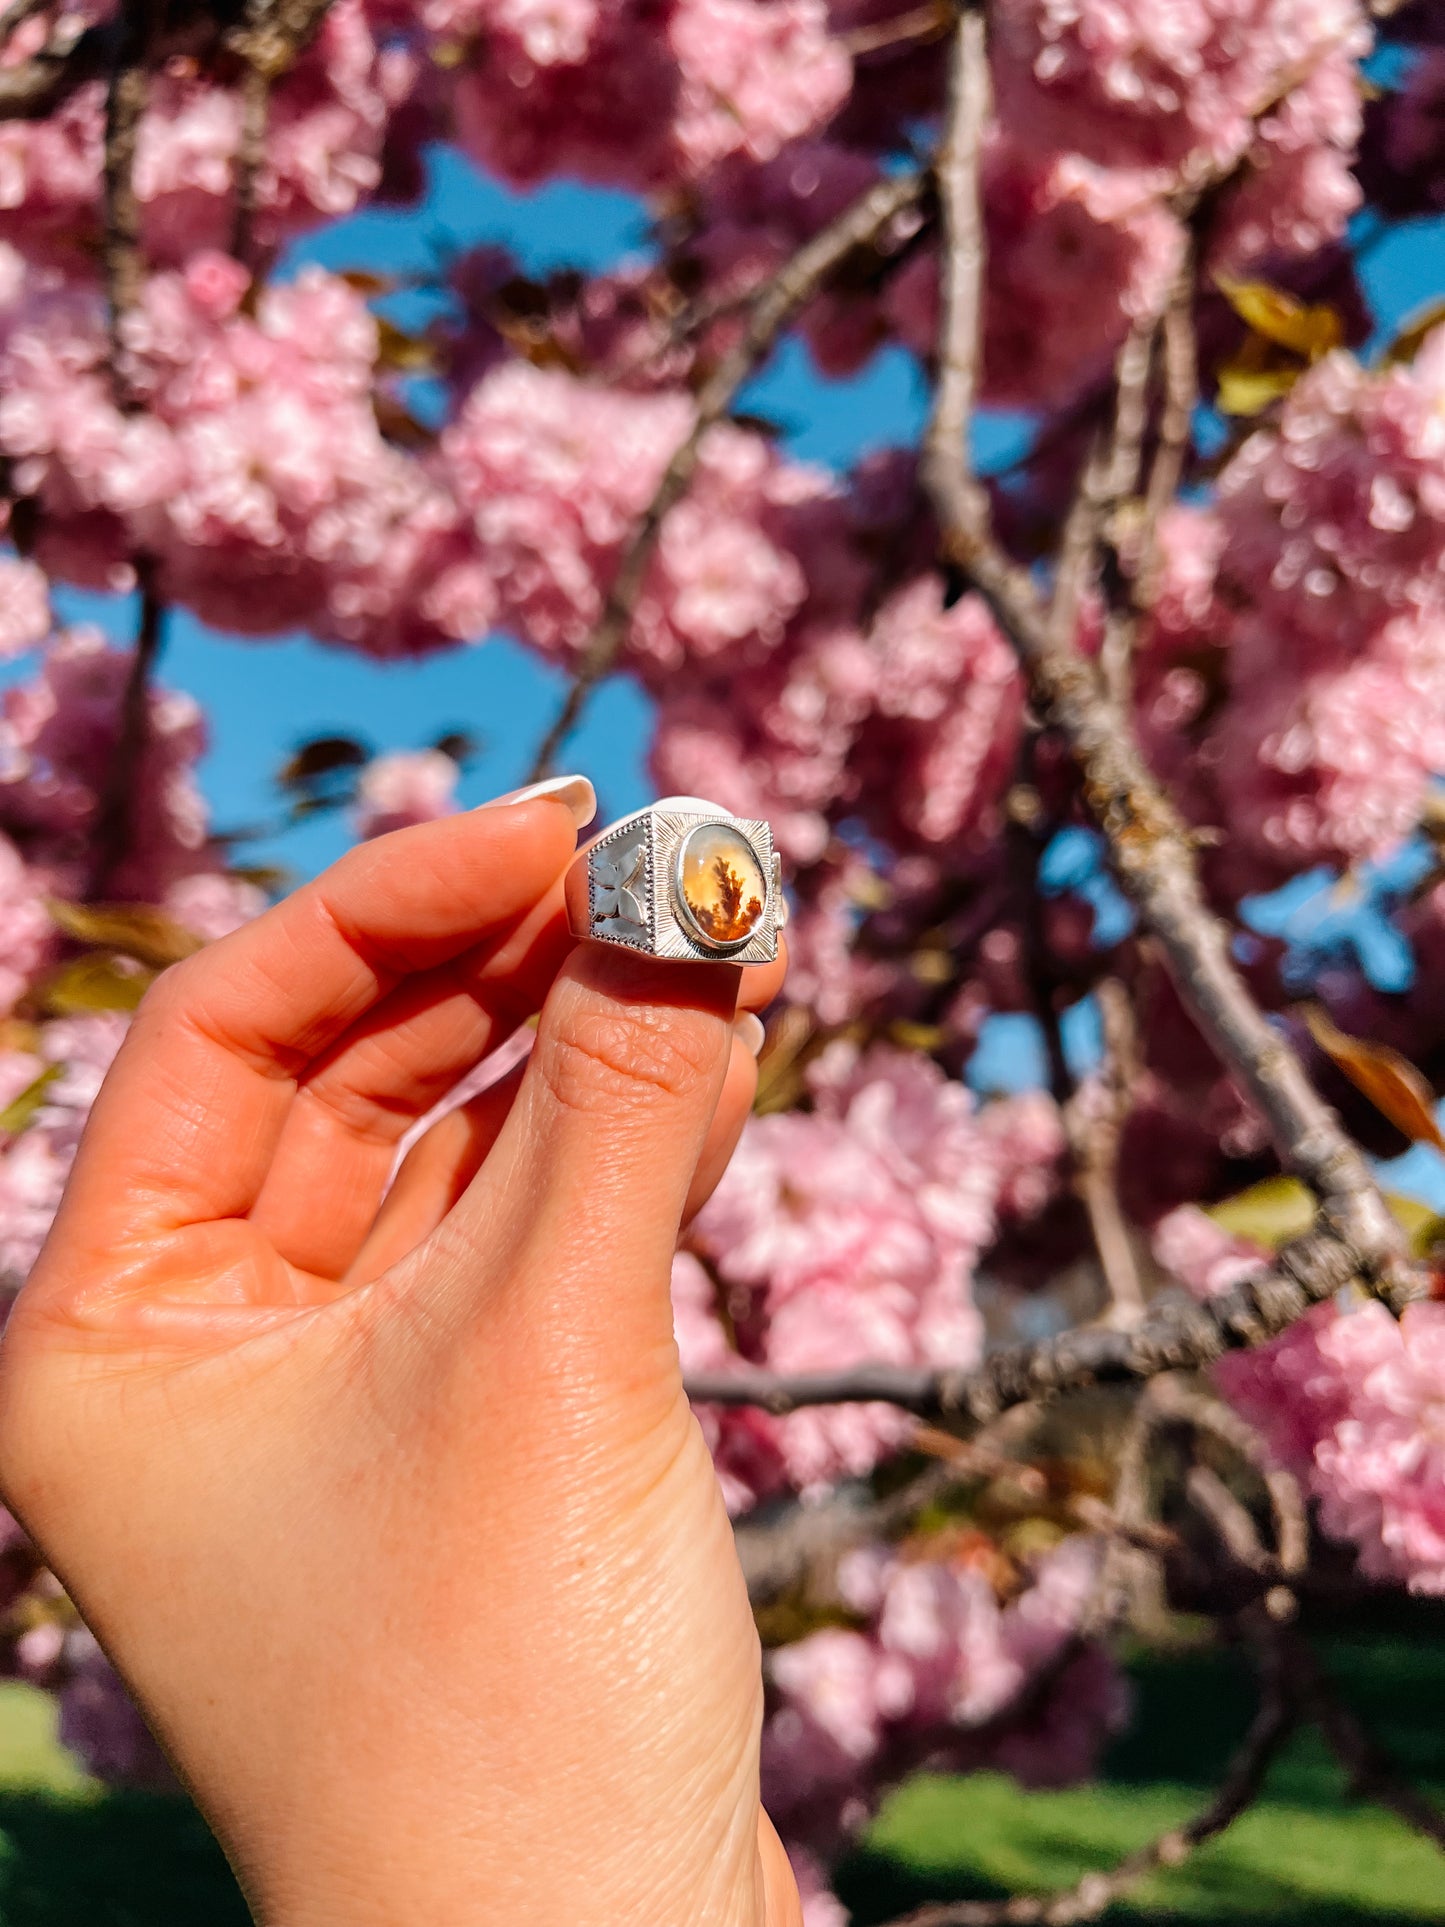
xmin=565 ymin=796 xmax=782 ymax=966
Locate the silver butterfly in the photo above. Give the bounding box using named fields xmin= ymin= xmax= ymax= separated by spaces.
xmin=593 ymin=832 xmax=648 ymax=934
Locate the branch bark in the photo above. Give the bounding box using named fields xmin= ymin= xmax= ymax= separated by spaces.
xmin=884 ymin=1632 xmax=1294 ymax=1926
xmin=0 ymin=13 xmax=109 ymax=121
xmin=89 ymin=560 xmax=165 ymax=898
xmin=916 ymin=14 xmax=1408 ymax=1313
xmin=102 ymin=0 xmax=157 ymax=376
xmin=918 ymin=3 xmax=990 ymax=562
xmin=525 ymin=166 xmax=928 ymax=780
xmin=1284 ymin=1637 xmax=1445 ymax=1853
xmin=684 ymin=1212 xmax=1390 ymax=1419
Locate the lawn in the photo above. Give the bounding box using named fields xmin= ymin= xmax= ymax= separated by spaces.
xmin=0 ymin=1622 xmax=1440 ymax=1925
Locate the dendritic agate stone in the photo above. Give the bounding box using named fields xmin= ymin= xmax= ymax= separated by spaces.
xmin=676 ymin=822 xmax=767 ymax=947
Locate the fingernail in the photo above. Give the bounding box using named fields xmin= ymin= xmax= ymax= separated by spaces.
xmin=732 ymin=1012 xmax=766 ymax=1058
xmin=480 ymin=774 xmax=596 ymax=829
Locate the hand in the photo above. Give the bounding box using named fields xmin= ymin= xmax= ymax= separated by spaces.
xmin=0 ymin=787 xmax=802 ymax=1927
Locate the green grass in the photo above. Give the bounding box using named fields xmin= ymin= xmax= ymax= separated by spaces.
xmin=841 ymin=1630 xmax=1445 ymax=1925
xmin=0 ymin=1627 xmax=1440 ymax=1925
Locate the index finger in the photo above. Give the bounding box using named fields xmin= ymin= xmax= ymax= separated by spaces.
xmin=55 ymin=795 xmax=586 ymax=1244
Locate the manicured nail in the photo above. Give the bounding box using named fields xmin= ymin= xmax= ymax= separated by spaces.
xmin=732 ymin=1012 xmax=766 ymax=1057
xmin=480 ymin=774 xmax=596 ymax=829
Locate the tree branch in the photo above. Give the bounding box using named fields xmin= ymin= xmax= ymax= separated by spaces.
xmin=1284 ymin=1637 xmax=1445 ymax=1853
xmin=89 ymin=560 xmax=165 ymax=898
xmin=918 ymin=3 xmax=990 ymax=564
xmin=885 ymin=1631 xmax=1294 ymax=1926
xmin=102 ymin=0 xmax=159 ymax=383
xmin=840 ymin=2 xmax=950 ymax=59
xmin=0 ymin=13 xmax=109 ymax=121
xmin=685 ymin=1211 xmax=1399 ymax=1419
xmin=1068 ymin=978 xmax=1146 ymax=1325
xmin=916 ymin=28 xmax=1406 ymax=1316
xmin=0 ymin=0 xmax=50 ymax=50
xmin=525 ymin=166 xmax=927 ymax=780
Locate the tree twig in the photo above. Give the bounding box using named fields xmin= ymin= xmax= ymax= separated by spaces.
xmin=684 ymin=1210 xmax=1409 ymax=1419
xmin=1068 ymin=979 xmax=1146 ymax=1325
xmin=0 ymin=0 xmax=49 ymax=51
xmin=1134 ymin=253 xmax=1198 ymax=610
xmin=524 ymin=166 xmax=927 ymax=780
xmin=0 ymin=11 xmax=108 ymax=121
xmin=841 ymin=1 xmax=951 ymax=60
xmin=884 ymin=1630 xmax=1294 ymax=1925
xmin=1284 ymin=1637 xmax=1445 ymax=1853
xmin=102 ymin=0 xmax=157 ymax=386
xmin=917 ymin=28 xmax=1407 ymax=1310
xmin=89 ymin=560 xmax=165 ymax=898
xmin=918 ymin=3 xmax=990 ymax=568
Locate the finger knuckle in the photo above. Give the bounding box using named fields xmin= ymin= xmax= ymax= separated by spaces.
xmin=537 ymin=997 xmax=720 ymax=1118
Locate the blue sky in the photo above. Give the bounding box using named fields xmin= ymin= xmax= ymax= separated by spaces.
xmin=19 ymin=149 xmax=1445 ymax=887
xmin=10 ymin=146 xmax=1445 ymax=1200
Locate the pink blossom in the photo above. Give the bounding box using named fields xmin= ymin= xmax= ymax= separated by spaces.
xmin=887 ymin=145 xmax=1186 ymax=408
xmin=164 ymin=870 xmax=267 ymax=942
xmin=688 ymin=1043 xmax=1001 ymax=1500
xmin=0 ymin=831 xmax=53 ymax=1013
xmin=1221 ymin=1301 xmax=1445 ymax=1593
xmin=0 ymin=1014 xmax=128 ymax=1287
xmin=765 ymin=1535 xmax=1129 ymax=1914
xmin=991 ymin=0 xmax=1369 ymax=180
xmin=0 ymin=553 xmax=50 ymax=656
xmin=450 ymin=0 xmax=847 ymax=189
xmin=852 ymin=578 xmax=1022 ymax=856
xmin=354 ymin=747 xmax=461 ymax=838
xmin=668 ymin=0 xmax=851 ymax=174
xmin=1152 ymin=1205 xmax=1268 ymax=1300
xmin=0 ymin=1 xmax=417 ymax=265
xmin=443 ymin=361 xmax=692 ymax=658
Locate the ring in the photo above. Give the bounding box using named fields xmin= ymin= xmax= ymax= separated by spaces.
xmin=565 ymin=796 xmax=782 ymax=966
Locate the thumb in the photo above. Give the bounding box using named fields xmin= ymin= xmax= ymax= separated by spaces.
xmin=442 ymin=942 xmax=741 ymax=1344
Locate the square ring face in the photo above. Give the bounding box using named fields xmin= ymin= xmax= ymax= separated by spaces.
xmin=588 ymin=810 xmax=779 ymax=964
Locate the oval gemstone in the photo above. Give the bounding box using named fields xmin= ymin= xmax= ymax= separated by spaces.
xmin=676 ymin=823 xmax=767 ymax=947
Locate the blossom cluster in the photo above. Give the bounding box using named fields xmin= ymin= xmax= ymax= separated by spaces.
xmin=678 ymin=1042 xmax=1062 ymax=1505
xmin=1135 ymin=327 xmax=1445 ymax=894
xmin=0 ymin=3 xmax=1440 ymax=1920
xmin=764 ymin=1533 xmax=1130 ymax=1920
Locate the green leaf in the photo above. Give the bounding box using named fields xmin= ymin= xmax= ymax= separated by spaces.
xmin=45 ymin=899 xmax=203 ymax=969
xmin=38 ymin=953 xmax=153 ymax=1017
xmin=0 ymin=1062 xmax=61 ymax=1135
xmin=1207 ymin=1176 xmax=1315 ymax=1251
xmin=1216 ymin=361 xmax=1303 ymax=417
xmin=1383 ymin=1192 xmax=1445 ymax=1261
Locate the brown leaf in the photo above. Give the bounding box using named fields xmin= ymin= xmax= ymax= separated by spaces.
xmin=1305 ymin=1004 xmax=1445 ymax=1152
xmin=46 ymin=899 xmax=203 ymax=969
xmin=278 ymin=735 xmax=370 ymax=788
xmin=374 ymin=315 xmax=439 ymax=375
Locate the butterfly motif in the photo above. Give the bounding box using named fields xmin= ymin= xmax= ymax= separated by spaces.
xmin=593 ymin=833 xmax=648 ymax=929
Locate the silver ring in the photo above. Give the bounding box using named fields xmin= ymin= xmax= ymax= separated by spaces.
xmin=565 ymin=796 xmax=783 ymax=966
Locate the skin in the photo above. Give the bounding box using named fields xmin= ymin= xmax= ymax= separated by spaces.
xmin=0 ymin=792 xmax=803 ymax=1927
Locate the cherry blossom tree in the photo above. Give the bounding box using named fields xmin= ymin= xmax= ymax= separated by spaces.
xmin=0 ymin=0 xmax=1444 ymax=1918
